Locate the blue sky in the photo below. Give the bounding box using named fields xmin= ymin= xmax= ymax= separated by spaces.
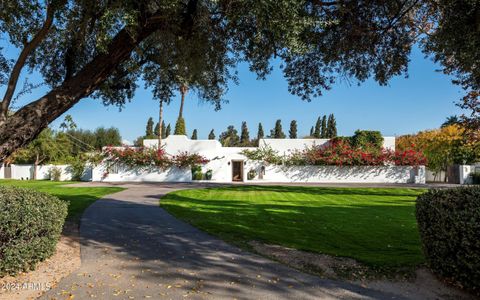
xmin=5 ymin=45 xmax=464 ymax=143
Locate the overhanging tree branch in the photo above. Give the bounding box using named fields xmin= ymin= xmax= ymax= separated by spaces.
xmin=0 ymin=3 xmax=58 ymax=119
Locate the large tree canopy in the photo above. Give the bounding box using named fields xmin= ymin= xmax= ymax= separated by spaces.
xmin=0 ymin=0 xmax=479 ymax=161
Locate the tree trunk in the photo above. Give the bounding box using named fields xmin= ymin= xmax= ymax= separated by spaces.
xmin=158 ymin=99 xmax=164 ymax=147
xmin=0 ymin=16 xmax=163 ymax=162
xmin=178 ymin=84 xmax=188 ymax=118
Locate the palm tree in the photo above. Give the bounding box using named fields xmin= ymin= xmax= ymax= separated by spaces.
xmin=158 ymin=99 xmax=164 ymax=147
xmin=178 ymin=84 xmax=188 ymax=118
xmin=441 ymin=115 xmax=460 ymax=128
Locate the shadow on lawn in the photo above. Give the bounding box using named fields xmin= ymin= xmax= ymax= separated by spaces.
xmin=49 ymin=192 xmax=415 ymax=300
xmin=207 ymin=184 xmax=425 ymax=198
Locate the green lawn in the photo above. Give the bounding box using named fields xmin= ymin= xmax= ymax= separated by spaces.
xmin=160 ymin=185 xmax=427 ymax=269
xmin=0 ymin=180 xmax=123 ymax=221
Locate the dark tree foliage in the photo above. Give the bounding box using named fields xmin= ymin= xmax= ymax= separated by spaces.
xmin=257 ymin=123 xmax=264 ymax=140
xmin=289 ymin=120 xmax=298 ymax=139
xmin=154 ymin=122 xmax=160 ymax=137
xmin=219 ymin=125 xmax=239 ymax=147
xmin=320 ymin=115 xmax=327 ymax=138
xmin=441 ymin=115 xmax=461 ymax=128
xmin=326 ymin=113 xmax=337 ymax=138
xmin=165 ymin=124 xmax=171 ymax=137
xmin=314 ymin=117 xmax=321 ymax=138
xmin=0 ymin=0 xmax=478 ymax=160
xmin=240 ymin=121 xmax=250 ymax=146
xmin=191 ymin=129 xmax=198 ymax=140
xmin=146 ymin=117 xmax=154 ymax=138
xmin=310 ymin=126 xmax=314 ymax=137
xmin=161 ymin=121 xmax=167 ymax=139
xmin=208 ymin=129 xmax=215 ymax=140
xmin=270 ymin=119 xmax=286 ymax=139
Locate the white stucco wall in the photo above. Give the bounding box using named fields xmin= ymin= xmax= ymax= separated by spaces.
xmin=247 ymin=164 xmax=425 ymax=184
xmin=5 ymin=164 xmax=92 ymax=181
xmin=90 ymin=135 xmax=425 ymax=184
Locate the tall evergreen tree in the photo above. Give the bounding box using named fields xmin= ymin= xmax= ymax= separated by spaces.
xmin=314 ymin=117 xmax=321 ymax=138
xmin=270 ymin=119 xmax=286 ymax=139
xmin=219 ymin=125 xmax=239 ymax=147
xmin=240 ymin=121 xmax=250 ymax=146
xmin=257 ymin=123 xmax=264 ymax=140
xmin=320 ymin=115 xmax=327 ymax=138
xmin=165 ymin=124 xmax=171 ymax=137
xmin=327 ymin=114 xmax=338 ymax=138
xmin=161 ymin=121 xmax=167 ymax=139
xmin=191 ymin=129 xmax=198 ymax=140
xmin=208 ymin=129 xmax=215 ymax=140
xmin=146 ymin=117 xmax=154 ymax=138
xmin=174 ymin=117 xmax=186 ymax=135
xmin=310 ymin=126 xmax=314 ymax=137
xmin=289 ymin=120 xmax=297 ymax=139
xmin=154 ymin=122 xmax=160 ymax=137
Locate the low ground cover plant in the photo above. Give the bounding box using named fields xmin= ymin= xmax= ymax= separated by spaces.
xmin=416 ymin=187 xmax=480 ymax=295
xmin=0 ymin=186 xmax=68 ymax=276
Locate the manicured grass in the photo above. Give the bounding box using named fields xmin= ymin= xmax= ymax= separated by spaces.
xmin=0 ymin=180 xmax=123 ymax=221
xmin=161 ymin=185 xmax=427 ymax=269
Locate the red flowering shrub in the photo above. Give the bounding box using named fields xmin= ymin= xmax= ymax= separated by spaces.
xmin=392 ymin=149 xmax=427 ymax=166
xmin=288 ymin=140 xmax=426 ymax=167
xmin=172 ymin=151 xmax=210 ymax=168
xmin=102 ymin=146 xmax=172 ymax=170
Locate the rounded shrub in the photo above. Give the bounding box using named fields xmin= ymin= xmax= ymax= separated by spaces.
xmin=416 ymin=187 xmax=480 ymax=295
xmin=0 ymin=186 xmax=68 ymax=276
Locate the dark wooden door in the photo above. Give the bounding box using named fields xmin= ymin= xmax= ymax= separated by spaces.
xmin=447 ymin=165 xmax=460 ymax=184
xmin=232 ymin=161 xmax=243 ymax=182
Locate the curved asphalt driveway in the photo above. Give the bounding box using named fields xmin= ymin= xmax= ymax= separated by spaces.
xmin=41 ymin=183 xmax=410 ymax=300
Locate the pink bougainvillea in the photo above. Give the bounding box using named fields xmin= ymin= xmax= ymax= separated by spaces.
xmin=101 ymin=147 xmax=209 ymax=171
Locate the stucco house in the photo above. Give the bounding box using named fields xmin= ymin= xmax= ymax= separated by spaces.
xmin=91 ymin=135 xmax=426 ymax=184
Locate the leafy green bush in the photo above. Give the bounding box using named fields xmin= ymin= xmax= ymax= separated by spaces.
xmin=69 ymin=158 xmax=85 ymax=181
xmin=191 ymin=165 xmax=202 ymax=180
xmin=247 ymin=169 xmax=257 ymax=180
xmin=351 ymin=130 xmax=384 ymax=151
xmin=49 ymin=166 xmax=62 ymax=181
xmin=0 ymin=186 xmax=68 ymax=276
xmin=205 ymin=169 xmax=213 ymax=180
xmin=416 ymin=187 xmax=480 ymax=295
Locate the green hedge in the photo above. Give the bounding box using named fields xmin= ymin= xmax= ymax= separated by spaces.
xmin=0 ymin=186 xmax=68 ymax=276
xmin=416 ymin=187 xmax=480 ymax=294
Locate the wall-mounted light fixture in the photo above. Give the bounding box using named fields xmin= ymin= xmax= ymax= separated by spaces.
xmin=228 ymin=161 xmax=231 ymax=166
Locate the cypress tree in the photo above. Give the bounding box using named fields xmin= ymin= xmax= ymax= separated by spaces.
xmin=161 ymin=121 xmax=166 ymax=139
xmin=208 ymin=129 xmax=215 ymax=140
xmin=174 ymin=117 xmax=186 ymax=135
xmin=257 ymin=123 xmax=264 ymax=140
xmin=289 ymin=120 xmax=297 ymax=139
xmin=310 ymin=126 xmax=314 ymax=137
xmin=146 ymin=117 xmax=154 ymax=138
xmin=154 ymin=122 xmax=160 ymax=137
xmin=165 ymin=124 xmax=171 ymax=137
xmin=327 ymin=114 xmax=338 ymax=138
xmin=271 ymin=119 xmax=286 ymax=139
xmin=240 ymin=121 xmax=250 ymax=146
xmin=191 ymin=129 xmax=198 ymax=140
xmin=314 ymin=117 xmax=321 ymax=138
xmin=320 ymin=115 xmax=327 ymax=138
